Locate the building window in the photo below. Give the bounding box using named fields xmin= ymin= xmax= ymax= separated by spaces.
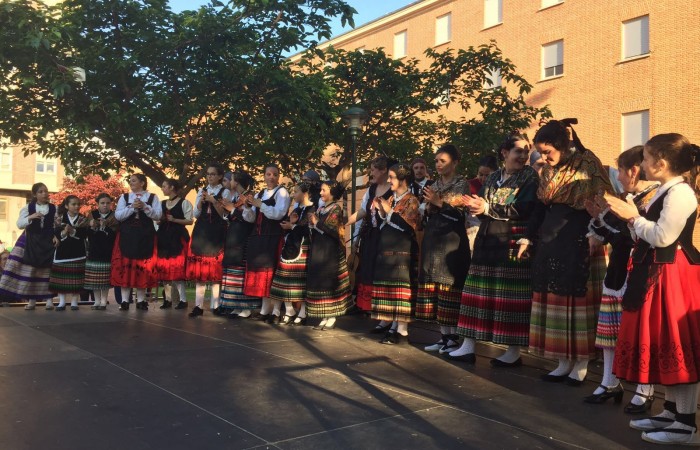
xmin=435 ymin=13 xmax=451 ymax=46
xmin=0 ymin=199 xmax=7 ymax=221
xmin=541 ymin=0 xmax=563 ymax=8
xmin=484 ymin=68 xmax=502 ymax=89
xmin=0 ymin=149 xmax=10 ymax=171
xmin=542 ymin=40 xmax=564 ymax=78
xmin=622 ymin=110 xmax=650 ymax=151
xmin=622 ymin=15 xmax=650 ymax=59
xmin=36 ymin=158 xmax=56 ymax=174
xmin=484 ymin=0 xmax=502 ymax=28
xmin=393 ymin=30 xmax=407 ymax=59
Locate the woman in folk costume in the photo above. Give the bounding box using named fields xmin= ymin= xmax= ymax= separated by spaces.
xmin=416 ymin=144 xmax=471 ymax=354
xmin=606 ymin=134 xmax=700 ymax=445
xmin=306 ymin=180 xmax=352 ymax=330
xmin=242 ymin=164 xmax=291 ymax=323
xmin=0 ymin=183 xmax=56 ymax=310
xmin=156 ymin=178 xmax=193 ymax=310
xmin=84 ymin=193 xmax=118 ymax=310
xmin=111 ymin=173 xmax=162 ymax=311
xmin=220 ymin=170 xmax=259 ymax=318
xmin=346 ymin=156 xmax=395 ymax=319
xmin=371 ymin=163 xmax=420 ymax=344
xmin=450 ymin=134 xmax=539 ymax=365
xmin=269 ymin=182 xmax=315 ymax=325
xmin=517 ymin=119 xmax=612 ymax=385
xmin=186 ymin=163 xmax=230 ymax=317
xmin=49 ymin=195 xmax=89 ymax=311
xmin=581 ymin=146 xmax=659 ymax=410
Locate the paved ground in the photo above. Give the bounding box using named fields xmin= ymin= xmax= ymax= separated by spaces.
xmin=0 ymin=301 xmax=685 ymax=450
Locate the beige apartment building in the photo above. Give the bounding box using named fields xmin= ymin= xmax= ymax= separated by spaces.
xmin=313 ymin=0 xmax=700 ymax=168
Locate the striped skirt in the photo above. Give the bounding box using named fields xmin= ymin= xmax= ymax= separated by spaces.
xmin=83 ymin=260 xmax=112 ymax=290
xmin=306 ymin=260 xmax=352 ymax=318
xmin=595 ymin=291 xmax=623 ymax=349
xmin=371 ymin=280 xmax=413 ymax=323
xmin=415 ymin=282 xmax=462 ymax=326
xmin=456 ymin=262 xmax=532 ymax=346
xmin=269 ymin=244 xmax=308 ymax=303
xmin=0 ymin=233 xmax=53 ymax=301
xmin=220 ymin=265 xmax=261 ymax=310
xmin=49 ymin=260 xmax=86 ymax=294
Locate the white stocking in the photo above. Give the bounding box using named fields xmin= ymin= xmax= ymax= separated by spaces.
xmin=58 ymin=294 xmax=66 ymax=308
xmin=449 ymin=338 xmax=475 ymax=357
xmin=260 ymin=298 xmax=272 ymax=315
xmin=210 ymin=283 xmax=220 ymax=309
xmin=175 ymin=281 xmax=186 ymax=303
xmin=195 ymin=283 xmax=206 ymax=308
xmin=631 ymin=384 xmax=655 ymax=406
xmin=136 ymin=288 xmax=146 ymax=303
xmin=497 ymin=346 xmax=521 ymax=364
xmin=548 ymin=358 xmax=572 ymax=377
xmin=297 ymin=302 xmax=307 ymax=319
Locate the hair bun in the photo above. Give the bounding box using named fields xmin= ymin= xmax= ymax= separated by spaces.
xmin=691 ymin=144 xmax=700 ymax=165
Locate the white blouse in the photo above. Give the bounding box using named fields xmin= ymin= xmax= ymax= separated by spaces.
xmin=115 ymin=191 xmax=162 ymax=222
xmin=16 ymin=203 xmax=50 ymax=229
xmin=242 ymin=186 xmax=291 ymax=223
xmin=194 ymin=184 xmax=230 ymax=219
xmin=633 ymin=176 xmax=698 ymax=248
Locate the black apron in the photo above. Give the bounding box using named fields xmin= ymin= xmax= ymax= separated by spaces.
xmin=22 ymin=202 xmax=56 ymax=268
xmin=246 ymin=187 xmax=284 ymax=270
xmin=190 ymin=188 xmax=227 ymax=257
xmin=119 ymin=193 xmax=157 ymax=260
xmin=157 ymin=198 xmax=190 ymax=258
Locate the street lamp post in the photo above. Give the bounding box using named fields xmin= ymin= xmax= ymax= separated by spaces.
xmin=341 ymin=107 xmax=368 ymax=240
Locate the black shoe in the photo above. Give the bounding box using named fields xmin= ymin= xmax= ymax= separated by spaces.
xmin=292 ymin=317 xmax=307 ymax=326
xmin=228 ymin=312 xmax=240 ymax=319
xmin=541 ymin=373 xmax=568 ymax=383
xmin=174 ymin=301 xmax=187 ymax=310
xmin=370 ymin=323 xmax=392 ymax=334
xmin=447 ymin=353 xmax=476 ymax=363
xmin=160 ymin=300 xmax=172 ymax=310
xmin=583 ymin=384 xmax=624 ymax=404
xmin=252 ymin=313 xmax=270 ymax=322
xmin=280 ymin=315 xmax=294 ymax=325
xmin=212 ymin=306 xmax=224 ymax=316
xmin=566 ymin=376 xmax=586 ymax=387
xmin=490 ymin=357 xmax=523 ymax=368
xmin=119 ymin=302 xmax=129 ymax=311
xmin=380 ymin=330 xmax=401 ymax=345
xmin=624 ymin=394 xmax=655 ymax=414
xmin=136 ymin=302 xmax=148 ymax=311
xmin=264 ymin=314 xmax=279 ymax=324
xmin=188 ymin=306 xmax=203 ymax=317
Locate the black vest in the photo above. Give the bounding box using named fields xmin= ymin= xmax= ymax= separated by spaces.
xmin=623 ymin=184 xmax=700 ymax=310
xmin=190 ymin=188 xmax=227 ymax=257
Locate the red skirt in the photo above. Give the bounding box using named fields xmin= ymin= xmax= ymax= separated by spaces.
xmin=614 ymin=250 xmax=700 ymax=385
xmin=355 ymin=282 xmax=373 ymax=311
xmin=156 ymin=238 xmax=188 ymax=281
xmin=110 ymin=234 xmax=158 ymax=289
xmin=243 ymin=237 xmax=283 ymax=298
xmin=185 ymin=253 xmax=223 ymax=283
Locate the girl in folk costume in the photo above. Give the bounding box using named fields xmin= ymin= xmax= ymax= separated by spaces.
xmin=49 ymin=195 xmax=89 ymax=311
xmin=517 ymin=119 xmax=612 ymax=385
xmin=450 ymin=135 xmax=539 ymax=365
xmin=583 ymin=146 xmax=658 ymax=410
xmin=0 ymin=183 xmax=57 ymax=310
xmin=111 ymin=173 xmax=162 ymax=311
xmin=606 ymin=134 xmax=700 ymax=445
xmin=242 ymin=164 xmax=291 ymax=323
xmin=371 ymin=163 xmax=420 ymax=344
xmin=346 ymin=156 xmax=394 ymax=318
xmin=186 ymin=163 xmax=230 ymax=317
xmin=84 ymin=193 xmax=118 ymax=310
xmin=416 ymin=144 xmax=471 ymax=354
xmin=269 ymin=182 xmax=315 ymax=325
xmin=157 ymin=178 xmax=193 ymax=310
xmin=306 ymin=180 xmax=352 ymax=330
xmin=220 ymin=170 xmax=259 ymax=318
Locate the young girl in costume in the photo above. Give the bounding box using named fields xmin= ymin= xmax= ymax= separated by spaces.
xmin=85 ymin=193 xmax=118 ymax=310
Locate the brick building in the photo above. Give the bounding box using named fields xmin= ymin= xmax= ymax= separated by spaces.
xmin=310 ymin=0 xmax=700 ymax=167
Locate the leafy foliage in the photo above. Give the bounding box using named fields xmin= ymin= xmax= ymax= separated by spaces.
xmin=1 ymin=0 xmax=548 ymax=194
xmin=50 ymin=173 xmax=126 ymax=214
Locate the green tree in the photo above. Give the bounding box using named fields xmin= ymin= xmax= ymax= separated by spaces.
xmin=0 ymin=0 xmax=354 ymax=191
xmin=297 ymin=42 xmax=551 ymax=180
